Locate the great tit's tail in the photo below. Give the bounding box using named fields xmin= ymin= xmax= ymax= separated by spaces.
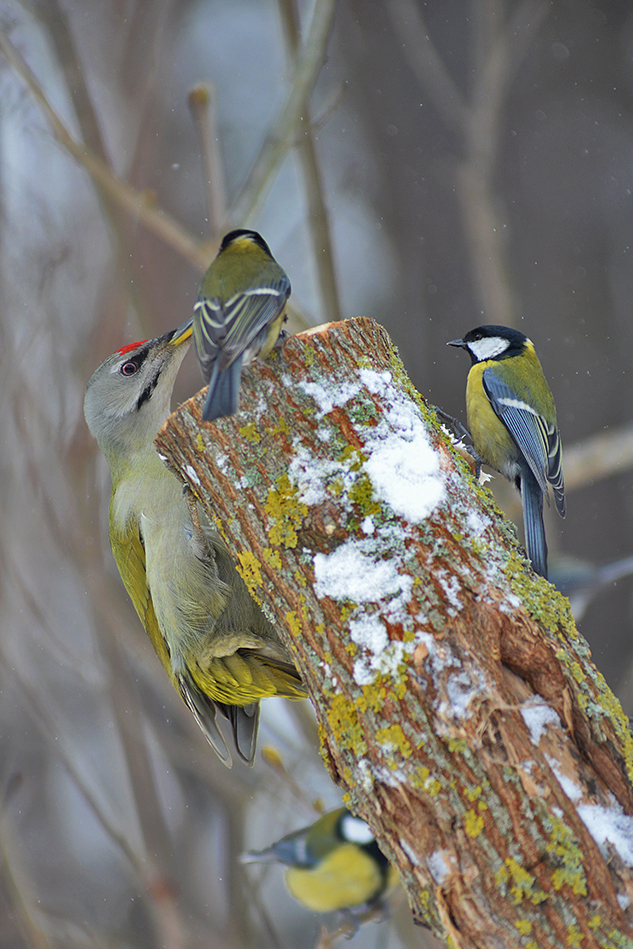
xmin=520 ymin=467 xmax=548 ymax=579
xmin=202 ymin=355 xmax=243 ymax=421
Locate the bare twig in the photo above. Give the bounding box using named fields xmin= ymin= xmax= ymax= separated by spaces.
xmin=0 ymin=27 xmax=207 ymax=270
xmin=387 ymin=0 xmax=549 ymax=326
xmin=277 ymin=0 xmax=342 ymax=323
xmin=563 ymin=422 xmax=633 ymax=492
xmin=188 ymin=83 xmax=228 ymax=235
xmin=388 ymin=0 xmax=467 ymax=133
xmin=231 ymin=0 xmax=338 ymax=224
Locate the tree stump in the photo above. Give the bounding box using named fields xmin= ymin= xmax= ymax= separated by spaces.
xmin=157 ymin=316 xmax=633 ymax=949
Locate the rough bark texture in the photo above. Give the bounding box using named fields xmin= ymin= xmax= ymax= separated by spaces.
xmin=157 ymin=317 xmax=633 ymax=949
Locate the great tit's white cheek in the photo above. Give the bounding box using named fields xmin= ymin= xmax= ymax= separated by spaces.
xmin=340 ymin=815 xmax=375 ymax=845
xmin=469 ymin=336 xmax=510 ymax=362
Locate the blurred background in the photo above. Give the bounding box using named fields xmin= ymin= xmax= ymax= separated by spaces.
xmin=1 ymin=0 xmax=632 ymax=946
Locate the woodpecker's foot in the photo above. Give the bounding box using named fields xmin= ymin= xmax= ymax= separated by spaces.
xmin=183 ymin=484 xmax=206 ymax=548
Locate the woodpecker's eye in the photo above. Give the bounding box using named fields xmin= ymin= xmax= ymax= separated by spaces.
xmin=120 ymin=361 xmax=138 ymax=376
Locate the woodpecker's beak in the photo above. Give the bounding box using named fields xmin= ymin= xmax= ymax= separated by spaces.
xmin=169 ymin=317 xmax=194 ymax=347
xmin=447 ymin=337 xmax=466 ymax=349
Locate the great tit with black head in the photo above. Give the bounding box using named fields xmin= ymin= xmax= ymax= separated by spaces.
xmin=84 ymin=319 xmax=305 ymax=767
xmin=448 ymin=325 xmax=565 ymax=579
xmin=193 ymin=229 xmax=291 ymax=421
xmin=241 ymin=807 xmax=398 ymax=914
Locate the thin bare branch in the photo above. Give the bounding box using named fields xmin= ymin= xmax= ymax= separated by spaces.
xmin=188 ymin=83 xmax=228 ymax=235
xmin=231 ymin=0 xmax=338 ymax=224
xmin=387 ymin=0 xmax=468 ymax=135
xmin=277 ymin=0 xmax=342 ymax=322
xmin=563 ymin=423 xmax=633 ymax=492
xmin=0 ymin=27 xmax=207 ymax=270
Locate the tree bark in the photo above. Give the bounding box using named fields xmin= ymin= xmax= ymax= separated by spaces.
xmin=157 ymin=317 xmax=633 ymax=949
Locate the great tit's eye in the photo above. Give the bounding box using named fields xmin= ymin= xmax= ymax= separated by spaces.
xmin=120 ymin=361 xmax=138 ymax=376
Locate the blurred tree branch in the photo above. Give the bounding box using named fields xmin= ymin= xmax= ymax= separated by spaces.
xmin=158 ymin=318 xmax=633 ymax=948
xmin=231 ymin=0 xmax=338 ymax=224
xmin=389 ymin=0 xmax=549 ymax=327
xmin=0 ymin=0 xmax=339 ymax=284
xmin=188 ymin=83 xmax=228 ymax=235
xmin=0 ymin=26 xmax=206 ymax=269
xmin=277 ymin=0 xmax=342 ymax=324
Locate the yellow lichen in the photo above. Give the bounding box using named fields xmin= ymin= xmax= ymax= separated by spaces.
xmin=285 ymin=611 xmax=302 ymax=636
xmin=515 ymin=919 xmax=532 ymax=935
xmin=327 ymin=694 xmax=367 ymax=755
xmin=236 ymin=551 xmax=263 ymax=594
xmin=266 ymin=416 xmax=290 ymax=436
xmin=545 ymin=814 xmax=587 ymax=897
xmin=265 ymin=473 xmax=308 ymax=548
xmin=376 ymin=723 xmax=412 ymax=760
xmin=348 ymin=472 xmax=381 ymax=515
xmin=238 ymin=422 xmax=261 ymax=443
xmin=464 ymin=809 xmax=484 ymax=838
xmin=502 ymin=858 xmax=547 ymax=906
xmin=263 ymin=547 xmax=282 ymax=570
xmin=566 ymin=925 xmax=583 ymax=947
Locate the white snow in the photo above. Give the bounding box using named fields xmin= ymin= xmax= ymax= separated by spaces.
xmin=546 ymin=755 xmax=583 ymax=803
xmin=358 ymin=368 xmax=393 ymax=394
xmin=444 ymin=670 xmax=482 ymax=719
xmin=466 ymin=511 xmax=491 ymax=536
xmin=360 ymin=516 xmax=375 ymax=535
xmin=184 ymin=464 xmax=201 ymax=486
xmin=313 ymin=541 xmax=408 ymax=603
xmin=521 ymin=698 xmax=561 ymax=745
xmin=349 ymin=615 xmax=389 ymax=654
xmin=426 ymin=849 xmax=451 ymax=884
xmin=358 ymin=374 xmax=445 ymax=523
xmin=577 ymin=801 xmax=633 ymax=866
xmin=300 ymin=379 xmax=360 ymax=415
xmin=400 ymin=839 xmax=420 ymax=866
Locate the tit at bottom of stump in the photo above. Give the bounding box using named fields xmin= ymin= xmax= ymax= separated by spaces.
xmin=241 ymin=807 xmax=399 ymax=915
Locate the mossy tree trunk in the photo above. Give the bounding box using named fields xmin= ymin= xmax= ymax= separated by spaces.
xmin=157 ymin=317 xmax=633 ymax=949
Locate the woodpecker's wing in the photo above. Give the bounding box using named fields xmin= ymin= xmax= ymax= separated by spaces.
xmin=482 ymin=368 xmax=557 ymax=502
xmin=109 ymin=518 xmax=234 ymax=765
xmin=194 ymin=271 xmax=290 ymax=373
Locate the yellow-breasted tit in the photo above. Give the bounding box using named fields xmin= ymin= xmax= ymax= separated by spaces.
xmin=84 ymin=319 xmax=305 ymax=767
xmin=193 ymin=229 xmax=291 ymax=421
xmin=241 ymin=807 xmax=398 ymax=914
xmin=448 ymin=325 xmax=565 ymax=579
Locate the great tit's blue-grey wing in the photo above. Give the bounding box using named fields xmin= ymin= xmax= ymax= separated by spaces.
xmin=482 ymin=368 xmax=554 ymax=500
xmin=218 ymin=273 xmax=290 ymax=369
xmin=195 ymin=273 xmax=289 ymax=370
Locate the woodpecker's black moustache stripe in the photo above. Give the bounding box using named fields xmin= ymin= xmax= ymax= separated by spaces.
xmin=136 ymin=374 xmax=159 ymax=410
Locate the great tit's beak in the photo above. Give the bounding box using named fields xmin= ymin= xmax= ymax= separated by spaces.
xmin=447 ymin=337 xmax=466 ymax=349
xmin=169 ymin=316 xmax=194 ymax=346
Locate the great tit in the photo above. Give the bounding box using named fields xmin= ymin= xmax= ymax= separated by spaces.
xmin=84 ymin=320 xmax=305 ymax=767
xmin=241 ymin=807 xmax=398 ymax=914
xmin=448 ymin=325 xmax=565 ymax=579
xmin=193 ymin=228 xmax=291 ymax=421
